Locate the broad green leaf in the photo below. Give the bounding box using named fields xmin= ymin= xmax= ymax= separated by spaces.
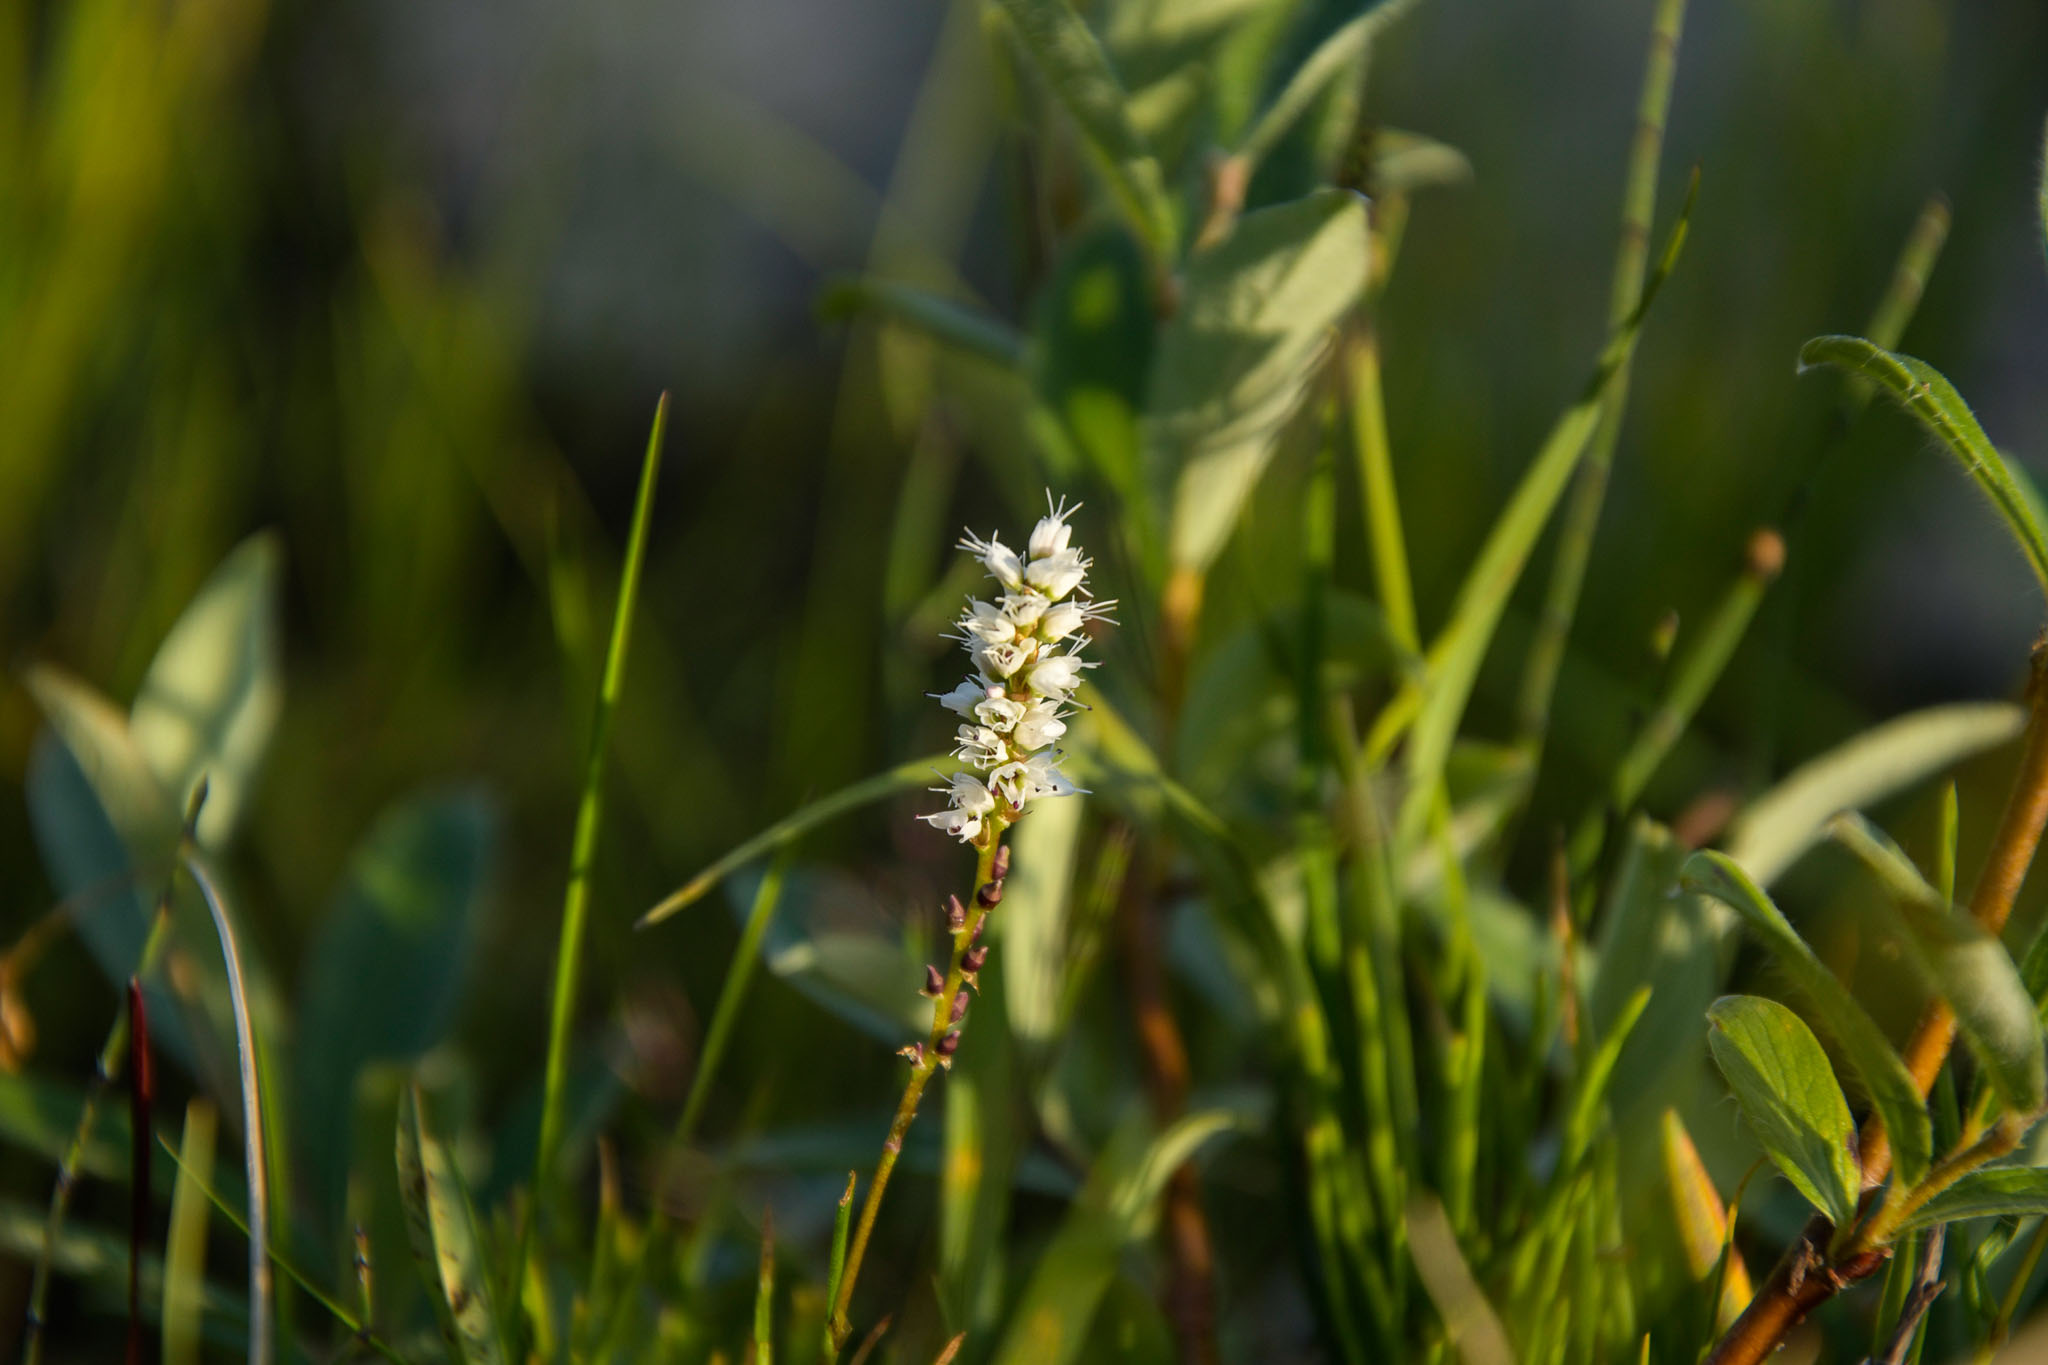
xmin=990 ymin=0 xmax=1178 ymax=258
xmin=819 ymin=277 xmax=1024 ymax=369
xmin=296 ymin=791 xmax=496 ymax=1233
xmin=990 ymin=1107 xmax=1244 ymax=1365
xmin=1827 ymin=814 xmax=2046 ymax=1116
xmin=1898 ymin=1167 xmax=2048 ymax=1231
xmin=1725 ymin=702 xmax=2024 ymax=888
xmin=1232 ymin=0 xmax=1421 ymax=173
xmin=1384 ymin=177 xmax=1694 ymax=852
xmin=638 ymin=754 xmax=953 ymax=927
xmin=1799 ymin=336 xmax=2048 ymax=599
xmin=396 ymin=1086 xmax=508 ymax=1365
xmin=1031 ymin=224 xmax=1154 ymax=513
xmin=1682 ymin=850 xmax=1932 ymax=1183
xmin=1704 ymin=996 xmax=1860 ymax=1229
xmin=1153 ymin=190 xmax=1369 ymax=574
xmin=129 ymin=534 xmax=283 ymax=848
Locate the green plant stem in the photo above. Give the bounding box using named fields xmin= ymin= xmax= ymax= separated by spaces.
xmin=827 ymin=828 xmax=1004 ymax=1356
xmin=1858 ymin=1116 xmax=2026 ymax=1253
xmin=533 ymin=394 xmax=667 ymax=1229
xmin=1345 ymin=320 xmax=1417 ymax=658
xmin=1515 ymin=0 xmax=1687 ymax=758
xmin=24 ymin=889 xmax=174 ymax=1365
xmin=1982 ymin=1214 xmax=2048 ymax=1362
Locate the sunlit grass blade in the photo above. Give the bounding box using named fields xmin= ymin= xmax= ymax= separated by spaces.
xmin=1681 ymin=850 xmax=1932 ymax=1183
xmin=675 ymin=856 xmax=789 ymax=1144
xmin=1660 ymin=1109 xmax=1752 ymax=1329
xmin=822 ymin=1172 xmax=854 ymax=1363
xmin=819 ymin=278 xmax=1025 ymax=370
xmin=1514 ymin=0 xmax=1688 ymax=759
xmin=1724 ymin=702 xmax=2024 ymax=887
xmin=162 ymin=1101 xmax=217 ymax=1365
xmin=987 ymin=0 xmax=1177 ymax=261
xmin=1798 ymin=336 xmax=2048 ymax=600
xmin=535 ymin=393 xmax=667 ymax=1210
xmin=1405 ymin=1194 xmax=1515 ymax=1365
xmin=638 ymin=755 xmax=952 ymax=928
xmin=399 ymin=1086 xmax=508 ymax=1364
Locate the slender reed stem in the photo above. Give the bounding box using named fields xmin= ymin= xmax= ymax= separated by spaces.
xmin=533 ymin=395 xmax=667 ymax=1231
xmin=827 ymin=829 xmax=1006 ymax=1355
xmin=1515 ymin=0 xmax=1688 ymax=758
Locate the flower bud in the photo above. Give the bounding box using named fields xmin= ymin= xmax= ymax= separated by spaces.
xmin=950 ymin=990 xmax=970 ymax=1023
xmin=976 ymin=878 xmax=1004 ymax=909
xmin=922 ymin=964 xmax=945 ymax=997
xmin=936 ymin=1030 xmax=961 ymax=1057
xmin=945 ymin=895 xmax=967 ymax=932
xmin=962 ymin=944 xmax=988 ymax=973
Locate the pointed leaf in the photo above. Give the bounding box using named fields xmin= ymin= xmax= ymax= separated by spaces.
xmin=396 ymin=1086 xmax=507 ymax=1365
xmin=1232 ymin=0 xmax=1422 ymax=173
xmin=1898 ymin=1167 xmax=2048 ymax=1231
xmin=1827 ymin=814 xmax=2046 ymax=1116
xmin=1683 ymin=850 xmax=1932 ymax=1183
xmin=1704 ymin=996 xmax=1860 ymax=1228
xmin=129 ymin=534 xmax=283 ymax=847
xmin=1799 ymin=336 xmax=2048 ymax=599
xmin=1725 ymin=702 xmax=2024 ymax=887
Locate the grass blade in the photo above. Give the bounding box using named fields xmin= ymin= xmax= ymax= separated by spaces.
xmin=162 ymin=1102 xmax=217 ymax=1365
xmin=755 ymin=1208 xmax=775 ymax=1365
xmin=675 ymin=855 xmax=789 ymax=1143
xmin=1382 ymin=172 xmax=1697 ymax=854
xmin=1514 ymin=0 xmax=1689 ymax=757
xmin=1797 ymin=336 xmax=2048 ymax=600
xmin=398 ymin=1086 xmax=508 ymax=1365
xmin=1724 ymin=701 xmax=2024 ymax=888
xmin=536 ymin=393 xmax=667 ymax=1205
xmin=125 ymin=979 xmax=153 ymax=1365
xmin=819 ymin=278 xmax=1025 ymax=369
xmin=638 ymin=754 xmax=953 ymax=928
xmin=1681 ymin=850 xmax=1932 ymax=1184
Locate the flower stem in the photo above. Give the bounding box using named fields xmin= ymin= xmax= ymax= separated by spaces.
xmin=827 ymin=828 xmax=1006 ymax=1356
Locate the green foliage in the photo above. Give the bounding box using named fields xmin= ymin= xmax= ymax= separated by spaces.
xmin=396 ymin=1086 xmax=508 ymax=1365
xmin=1704 ymin=995 xmax=1861 ymax=1228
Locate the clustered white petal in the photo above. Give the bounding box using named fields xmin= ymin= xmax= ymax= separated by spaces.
xmin=920 ymin=494 xmax=1113 ymax=843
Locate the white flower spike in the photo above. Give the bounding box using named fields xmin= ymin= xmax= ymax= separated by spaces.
xmin=923 ymin=493 xmax=1111 ymax=843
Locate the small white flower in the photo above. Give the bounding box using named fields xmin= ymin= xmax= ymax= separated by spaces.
xmin=935 ymin=771 xmax=996 ymax=817
xmin=1012 ymin=702 xmax=1067 ymax=751
xmin=973 ymin=695 xmax=1026 ymax=731
xmin=1025 ymin=547 xmax=1088 ymax=600
xmin=920 ymin=807 xmax=983 ymax=842
xmin=957 ymin=600 xmax=1014 ymax=645
xmin=959 ymin=530 xmax=1024 ymax=590
xmin=953 ymin=725 xmax=1006 ymax=768
xmin=974 ymin=639 xmax=1033 ymax=679
xmin=932 ymin=677 xmax=984 ymax=718
xmin=1039 ymin=600 xmax=1084 ymax=642
xmin=1027 ymin=652 xmax=1091 ymax=698
xmin=1001 ymin=590 xmax=1049 ymax=631
xmin=1018 ymin=750 xmax=1081 ymax=799
xmin=1029 ymin=496 xmax=1079 ymax=559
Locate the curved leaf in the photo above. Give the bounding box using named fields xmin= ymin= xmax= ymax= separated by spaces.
xmin=1899 ymin=1167 xmax=2048 ymax=1231
xmin=1704 ymin=995 xmax=1860 ymax=1229
xmin=1798 ymin=336 xmax=2048 ymax=599
xmin=1682 ymin=850 xmax=1932 ymax=1183
xmin=1232 ymin=0 xmax=1422 ymax=172
xmin=1724 ymin=702 xmax=2024 ymax=888
xmin=396 ymin=1087 xmax=507 ymax=1365
xmin=1827 ymin=814 xmax=2046 ymax=1116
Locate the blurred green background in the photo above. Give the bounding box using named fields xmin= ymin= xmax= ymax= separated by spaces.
xmin=3 ymin=0 xmax=2047 ymax=1352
